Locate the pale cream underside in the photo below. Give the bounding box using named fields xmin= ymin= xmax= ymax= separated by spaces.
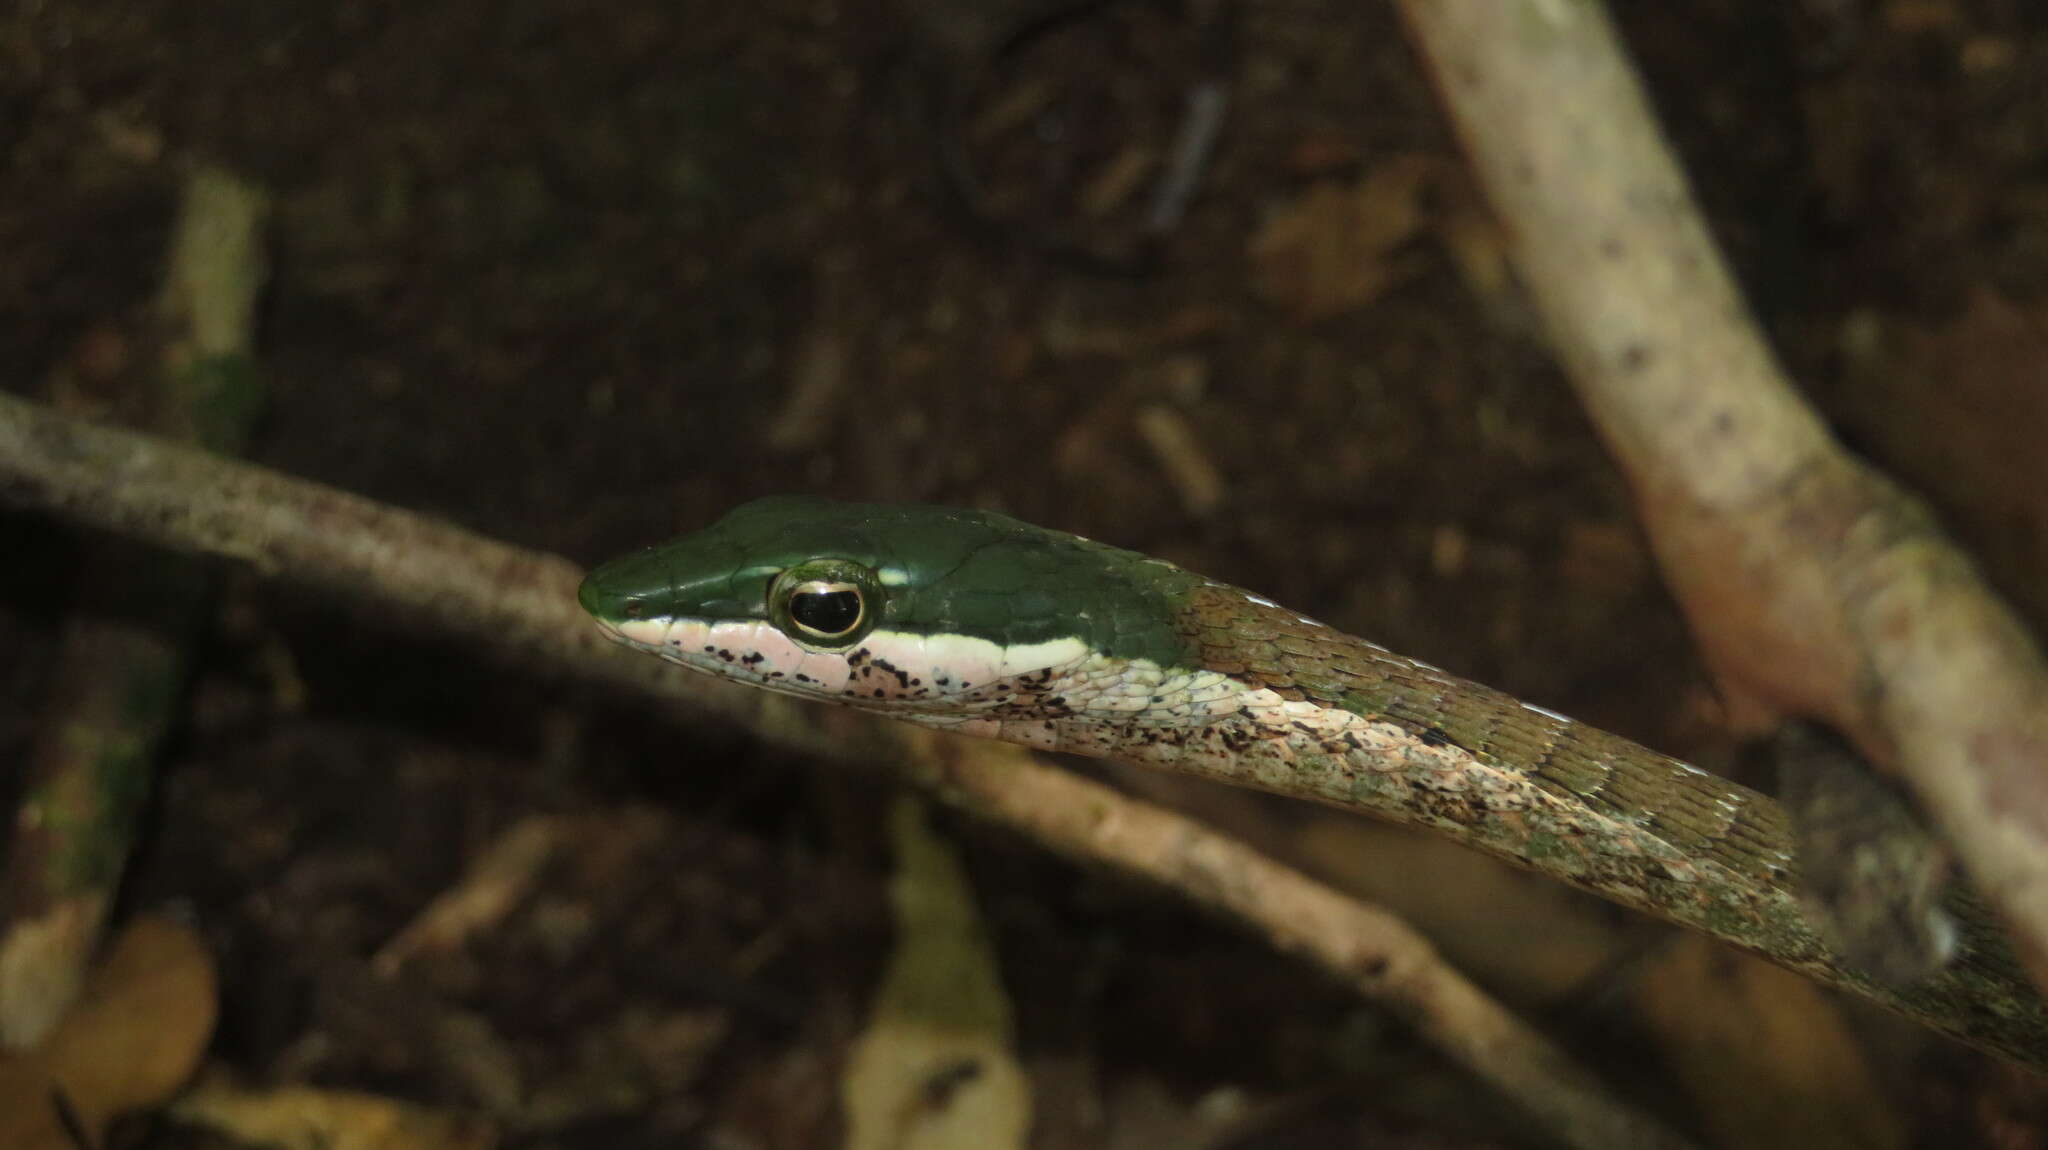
xmin=600 ymin=613 xmax=1755 ymax=882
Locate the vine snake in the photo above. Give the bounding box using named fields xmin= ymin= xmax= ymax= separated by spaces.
xmin=581 ymin=495 xmax=2047 ymax=1065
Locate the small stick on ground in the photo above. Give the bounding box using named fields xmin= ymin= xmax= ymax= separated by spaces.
xmin=371 ymin=815 xmax=576 ymax=979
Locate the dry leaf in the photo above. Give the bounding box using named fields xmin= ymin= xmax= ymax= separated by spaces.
xmin=0 ymin=915 xmax=219 ymax=1149
xmin=1631 ymin=933 xmax=1903 ymax=1150
xmin=175 ymin=1081 xmax=496 ymax=1150
xmin=1249 ymin=156 xmax=1441 ymax=323
xmin=842 ymin=796 xmax=1030 ymax=1150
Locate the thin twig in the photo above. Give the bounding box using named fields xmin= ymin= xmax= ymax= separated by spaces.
xmin=0 ymin=394 xmax=1690 ymax=1150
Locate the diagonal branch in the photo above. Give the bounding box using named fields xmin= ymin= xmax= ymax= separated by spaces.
xmin=0 ymin=391 xmax=1690 ymax=1150
xmin=1397 ymin=0 xmax=2048 ymax=986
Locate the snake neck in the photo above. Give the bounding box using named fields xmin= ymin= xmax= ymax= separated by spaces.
xmin=903 ymin=581 xmax=1818 ymax=957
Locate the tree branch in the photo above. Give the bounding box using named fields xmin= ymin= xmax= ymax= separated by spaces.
xmin=0 ymin=391 xmax=1692 ymax=1149
xmin=1397 ymin=0 xmax=2048 ymax=985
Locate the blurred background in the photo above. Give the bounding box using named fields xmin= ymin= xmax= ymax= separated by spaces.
xmin=3 ymin=1 xmax=2047 ymax=1146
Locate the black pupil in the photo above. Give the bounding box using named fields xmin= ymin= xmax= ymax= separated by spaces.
xmin=791 ymin=588 xmax=861 ymax=635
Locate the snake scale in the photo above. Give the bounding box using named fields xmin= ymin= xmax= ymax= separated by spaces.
xmin=582 ymin=496 xmax=2048 ymax=1065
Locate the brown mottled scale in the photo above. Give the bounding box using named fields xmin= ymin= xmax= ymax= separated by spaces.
xmin=1187 ymin=588 xmax=1794 ymax=875
xmin=1146 ymin=585 xmax=2047 ymax=1067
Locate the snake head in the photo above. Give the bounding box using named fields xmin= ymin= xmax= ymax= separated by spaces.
xmin=578 ymin=495 xmax=1206 ymax=718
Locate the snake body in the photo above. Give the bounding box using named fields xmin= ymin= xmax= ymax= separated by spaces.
xmin=581 ymin=496 xmax=2046 ymax=1064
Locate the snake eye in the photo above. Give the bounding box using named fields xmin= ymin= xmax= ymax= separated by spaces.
xmin=769 ymin=560 xmax=883 ymax=649
xmin=787 ymin=581 xmax=863 ymax=638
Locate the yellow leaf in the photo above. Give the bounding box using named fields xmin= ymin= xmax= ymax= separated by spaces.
xmin=0 ymin=915 xmax=218 ymax=1149
xmin=842 ymin=796 xmax=1030 ymax=1150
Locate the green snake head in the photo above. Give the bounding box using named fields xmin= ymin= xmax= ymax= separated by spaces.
xmin=578 ymin=495 xmax=1217 ymax=722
